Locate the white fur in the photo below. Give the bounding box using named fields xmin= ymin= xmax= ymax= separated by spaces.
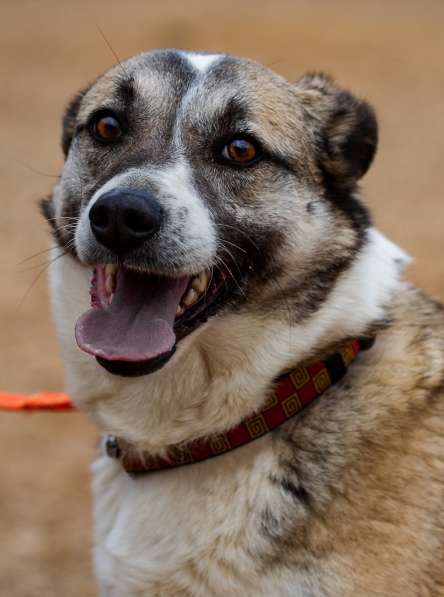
xmin=183 ymin=52 xmax=221 ymax=73
xmin=74 ymin=160 xmax=217 ymax=276
xmin=49 ymin=228 xmax=408 ymax=595
xmin=148 ymin=159 xmax=217 ymax=275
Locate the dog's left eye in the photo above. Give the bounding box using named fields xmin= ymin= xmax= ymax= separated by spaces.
xmin=221 ymin=138 xmax=260 ymax=165
xmin=92 ymin=113 xmax=123 ymax=142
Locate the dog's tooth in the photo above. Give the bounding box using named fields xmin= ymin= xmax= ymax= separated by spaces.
xmin=191 ymin=276 xmax=205 ymax=293
xmin=183 ymin=288 xmax=198 ymax=307
xmin=201 ymin=270 xmax=209 ymax=286
xmin=176 ymin=305 xmax=185 ymax=317
xmin=191 ymin=271 xmax=209 ymax=293
xmin=105 ymin=263 xmax=119 ymax=277
xmin=105 ymin=275 xmax=114 ymax=294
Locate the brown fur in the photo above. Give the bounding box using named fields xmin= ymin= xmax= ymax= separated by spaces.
xmin=265 ymin=287 xmax=444 ymax=595
xmin=46 ymin=50 xmax=444 ymax=595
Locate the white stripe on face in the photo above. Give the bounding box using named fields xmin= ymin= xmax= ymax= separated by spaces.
xmin=74 ymin=160 xmax=216 ymax=275
xmin=181 ymin=52 xmax=221 ymax=73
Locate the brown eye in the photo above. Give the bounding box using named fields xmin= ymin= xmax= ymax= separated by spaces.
xmin=93 ymin=114 xmax=122 ymax=142
xmin=222 ymin=138 xmax=259 ymax=164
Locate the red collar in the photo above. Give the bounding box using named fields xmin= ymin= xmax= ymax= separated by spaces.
xmin=106 ymin=337 xmax=373 ymax=475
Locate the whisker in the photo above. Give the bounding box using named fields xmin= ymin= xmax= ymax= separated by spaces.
xmin=11 ymin=158 xmax=60 ymax=179
xmin=214 ymin=254 xmax=246 ymax=298
xmin=218 ymin=245 xmax=243 ymax=278
xmin=17 ymin=251 xmax=68 ymax=309
xmin=96 ymin=24 xmax=127 ymax=76
xmin=19 ymin=235 xmax=76 ymax=270
xmin=18 ymin=246 xmax=60 ymax=265
xmin=45 ymin=216 xmax=79 ymax=222
xmin=212 ymin=258 xmax=229 ymax=291
xmin=56 ymin=224 xmax=77 ymax=233
xmin=205 ymin=267 xmax=214 ymax=299
xmin=217 ymin=223 xmax=260 ymax=251
xmin=220 ymin=238 xmax=248 ymax=255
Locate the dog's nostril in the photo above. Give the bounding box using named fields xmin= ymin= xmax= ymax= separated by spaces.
xmin=124 ymin=208 xmax=156 ymax=235
xmin=90 ymin=204 xmax=110 ymax=230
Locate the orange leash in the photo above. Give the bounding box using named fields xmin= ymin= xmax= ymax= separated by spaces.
xmin=0 ymin=392 xmax=74 ymax=411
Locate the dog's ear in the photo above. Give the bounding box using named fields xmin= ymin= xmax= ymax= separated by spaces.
xmin=61 ymin=86 xmax=89 ymax=158
xmin=295 ymin=73 xmax=378 ymax=190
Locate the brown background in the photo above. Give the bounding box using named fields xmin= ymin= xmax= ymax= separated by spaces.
xmin=1 ymin=1 xmax=443 ymax=595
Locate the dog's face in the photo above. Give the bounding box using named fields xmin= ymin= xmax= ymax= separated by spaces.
xmin=43 ymin=50 xmax=376 ymax=388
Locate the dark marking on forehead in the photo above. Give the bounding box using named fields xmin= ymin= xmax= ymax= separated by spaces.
xmin=137 ymin=49 xmax=195 ymax=90
xmin=214 ymin=97 xmax=249 ymax=131
xmin=184 ymin=96 xmax=249 ymax=147
xmin=65 ymin=50 xmax=200 ymax=186
xmin=116 ymin=76 xmax=135 ymax=106
xmin=204 ymin=55 xmax=244 ymax=84
xmin=77 ymin=51 xmax=195 ymax=125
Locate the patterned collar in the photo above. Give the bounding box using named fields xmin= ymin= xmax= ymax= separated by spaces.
xmin=106 ymin=337 xmax=374 ymax=475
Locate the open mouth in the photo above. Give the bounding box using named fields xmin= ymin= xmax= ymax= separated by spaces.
xmin=75 ymin=264 xmax=226 ymax=377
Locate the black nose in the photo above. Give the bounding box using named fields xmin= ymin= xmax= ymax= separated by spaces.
xmin=89 ymin=188 xmax=162 ymax=254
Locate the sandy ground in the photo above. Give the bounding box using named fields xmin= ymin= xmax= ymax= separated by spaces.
xmin=0 ymin=1 xmax=443 ymax=595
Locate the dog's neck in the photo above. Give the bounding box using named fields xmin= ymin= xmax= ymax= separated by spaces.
xmin=106 ymin=337 xmax=371 ymax=474
xmin=52 ymin=228 xmax=408 ymax=454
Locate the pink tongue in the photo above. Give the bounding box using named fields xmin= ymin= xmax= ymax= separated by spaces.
xmin=75 ymin=270 xmax=189 ymax=362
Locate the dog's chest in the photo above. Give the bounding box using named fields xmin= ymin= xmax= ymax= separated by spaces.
xmin=92 ymin=439 xmax=312 ymax=597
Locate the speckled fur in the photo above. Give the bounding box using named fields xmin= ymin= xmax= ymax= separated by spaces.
xmin=45 ymin=50 xmax=444 ymax=596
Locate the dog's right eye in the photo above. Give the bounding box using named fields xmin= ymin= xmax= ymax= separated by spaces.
xmin=91 ymin=113 xmax=123 ymax=143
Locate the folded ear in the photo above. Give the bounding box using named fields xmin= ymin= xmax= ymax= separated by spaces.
xmin=296 ymin=73 xmax=378 ymax=191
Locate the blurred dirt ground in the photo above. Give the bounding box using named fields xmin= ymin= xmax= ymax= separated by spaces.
xmin=0 ymin=0 xmax=443 ymax=595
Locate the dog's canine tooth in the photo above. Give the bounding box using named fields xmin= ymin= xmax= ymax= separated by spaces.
xmin=105 ymin=276 xmax=112 ymax=294
xmin=176 ymin=305 xmax=185 ymax=317
xmin=104 ymin=264 xmax=117 ymax=294
xmin=105 ymin=264 xmax=117 ymax=276
xmin=183 ymin=288 xmax=198 ymax=306
xmin=190 ymin=276 xmax=200 ymax=292
xmin=201 ymin=270 xmax=210 ymax=287
xmin=191 ymin=271 xmax=209 ymax=293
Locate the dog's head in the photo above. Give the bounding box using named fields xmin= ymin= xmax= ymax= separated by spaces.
xmin=44 ymin=51 xmax=377 ymax=374
xmin=43 ymin=50 xmax=384 ymax=443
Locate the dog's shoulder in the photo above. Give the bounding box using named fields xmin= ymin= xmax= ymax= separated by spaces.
xmin=271 ymin=284 xmax=444 ymax=595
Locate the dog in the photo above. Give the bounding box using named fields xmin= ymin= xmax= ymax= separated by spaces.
xmin=42 ymin=50 xmax=444 ymax=596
